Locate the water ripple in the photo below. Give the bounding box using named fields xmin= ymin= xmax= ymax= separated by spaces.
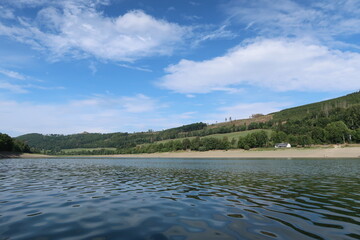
xmin=0 ymin=158 xmax=359 ymax=240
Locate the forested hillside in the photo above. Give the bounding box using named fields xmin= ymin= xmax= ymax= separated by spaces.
xmin=16 ymin=91 xmax=360 ymax=155
xmin=273 ymin=91 xmax=360 ymax=121
xmin=17 ymin=123 xmax=209 ymax=151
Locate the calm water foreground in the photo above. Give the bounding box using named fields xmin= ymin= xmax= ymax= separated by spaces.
xmin=0 ymin=158 xmax=359 ymax=240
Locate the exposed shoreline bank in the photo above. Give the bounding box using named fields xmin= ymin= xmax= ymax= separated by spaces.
xmin=0 ymin=152 xmax=54 ymax=159
xmin=2 ymin=145 xmax=359 ymax=159
xmin=90 ymin=146 xmax=360 ymax=159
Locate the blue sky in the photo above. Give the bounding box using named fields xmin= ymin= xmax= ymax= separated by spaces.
xmin=0 ymin=0 xmax=360 ymax=136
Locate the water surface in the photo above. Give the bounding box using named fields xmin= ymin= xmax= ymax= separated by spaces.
xmin=0 ymin=158 xmax=359 ymax=239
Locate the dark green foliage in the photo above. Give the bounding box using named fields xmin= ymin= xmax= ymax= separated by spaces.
xmin=175 ymin=122 xmax=207 ymax=132
xmin=247 ymin=122 xmax=259 ymax=130
xmin=113 ymin=136 xmax=233 ymax=154
xmin=238 ymin=130 xmax=269 ymax=149
xmin=12 ymin=139 xmax=31 ymax=153
xmin=17 ymin=122 xmax=207 ymax=151
xmin=297 ymin=135 xmax=313 ymax=147
xmin=325 ymin=121 xmax=350 ymax=144
xmin=182 ymin=138 xmax=191 ymax=150
xmin=343 ymin=105 xmax=360 ymax=130
xmin=0 ymin=133 xmax=13 ymax=151
xmin=353 ymin=128 xmax=360 ymax=142
xmin=271 ymin=131 xmax=287 ymax=144
xmin=311 ymin=127 xmax=327 ymax=144
xmin=273 ymin=105 xmax=359 ymax=145
xmin=190 ymin=137 xmax=200 ymax=151
xmin=287 ymin=135 xmax=298 ymax=146
xmin=237 ymin=137 xmax=246 ymax=149
xmin=252 ymin=131 xmax=269 ymax=147
xmin=230 ymin=138 xmax=236 ymax=147
xmin=222 ymin=137 xmax=230 ymax=150
xmin=273 ymin=91 xmax=360 ymax=121
xmin=0 ymin=133 xmax=31 ymax=153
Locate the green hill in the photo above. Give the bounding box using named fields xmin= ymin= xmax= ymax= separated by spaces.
xmin=16 ymin=91 xmax=360 ymax=154
xmin=16 ymin=123 xmax=209 ymax=152
xmin=273 ymin=91 xmax=360 ymax=121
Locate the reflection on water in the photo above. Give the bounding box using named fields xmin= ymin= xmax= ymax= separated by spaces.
xmin=0 ymin=158 xmax=359 ymax=239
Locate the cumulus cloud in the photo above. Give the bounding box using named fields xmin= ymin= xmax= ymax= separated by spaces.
xmin=0 ymin=3 xmax=188 ymax=61
xmin=159 ymin=38 xmax=360 ymax=94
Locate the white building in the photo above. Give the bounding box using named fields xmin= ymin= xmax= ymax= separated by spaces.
xmin=275 ymin=143 xmax=291 ymax=148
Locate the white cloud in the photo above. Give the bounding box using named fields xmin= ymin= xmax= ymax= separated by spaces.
xmin=200 ymin=101 xmax=291 ymax=125
xmin=174 ymin=111 xmax=197 ymax=119
xmin=0 ymin=68 xmax=64 ymax=93
xmin=88 ymin=61 xmax=97 ymax=74
xmin=0 ymin=3 xmax=188 ymax=61
xmin=0 ymin=69 xmax=26 ymax=80
xmin=0 ymin=80 xmax=64 ymax=93
xmin=0 ymin=6 xmax=14 ymax=19
xmin=70 ymin=94 xmax=160 ymax=113
xmin=159 ymin=38 xmax=360 ymax=94
xmin=0 ymin=81 xmax=28 ymax=93
xmin=117 ymin=63 xmax=152 ymax=72
xmin=225 ymin=0 xmax=360 ymax=42
xmin=0 ymin=94 xmax=167 ymax=136
xmin=193 ymin=24 xmax=237 ymax=46
xmin=217 ymin=102 xmax=291 ymax=120
xmin=121 ymin=94 xmax=159 ymax=113
xmin=1 ymin=0 xmax=110 ymax=8
xmin=0 ymin=0 xmax=239 ymax=63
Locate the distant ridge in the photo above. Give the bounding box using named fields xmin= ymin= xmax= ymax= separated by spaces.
xmin=16 ymin=91 xmax=360 ymax=153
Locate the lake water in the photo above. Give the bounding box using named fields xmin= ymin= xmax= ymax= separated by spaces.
xmin=0 ymin=158 xmax=359 ymax=240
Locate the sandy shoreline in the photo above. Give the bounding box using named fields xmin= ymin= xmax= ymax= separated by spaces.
xmin=95 ymin=146 xmax=360 ymax=158
xmin=1 ymin=146 xmax=359 ymax=159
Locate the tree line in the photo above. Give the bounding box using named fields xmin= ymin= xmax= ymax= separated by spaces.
xmin=17 ymin=122 xmax=209 ymax=151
